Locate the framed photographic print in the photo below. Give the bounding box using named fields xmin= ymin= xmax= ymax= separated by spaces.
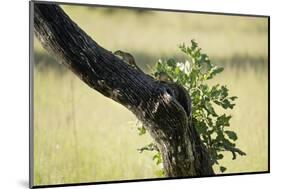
xmin=29 ymin=0 xmax=269 ymax=188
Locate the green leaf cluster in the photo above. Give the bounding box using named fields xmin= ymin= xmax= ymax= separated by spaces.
xmin=138 ymin=40 xmax=245 ymax=174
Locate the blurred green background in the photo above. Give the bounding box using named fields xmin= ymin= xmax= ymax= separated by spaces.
xmin=33 ymin=4 xmax=268 ymax=186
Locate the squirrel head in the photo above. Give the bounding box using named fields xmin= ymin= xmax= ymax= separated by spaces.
xmin=114 ymin=50 xmax=123 ymax=56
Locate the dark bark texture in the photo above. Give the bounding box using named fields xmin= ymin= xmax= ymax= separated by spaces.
xmin=34 ymin=3 xmax=214 ymax=177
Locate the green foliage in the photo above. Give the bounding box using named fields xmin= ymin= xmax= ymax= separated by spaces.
xmin=138 ymin=40 xmax=245 ymax=174
xmin=137 ymin=125 xmax=146 ymax=136
xmin=220 ymin=166 xmax=227 ymax=173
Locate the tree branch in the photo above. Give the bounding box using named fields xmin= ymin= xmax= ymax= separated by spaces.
xmin=33 ymin=2 xmax=214 ymax=177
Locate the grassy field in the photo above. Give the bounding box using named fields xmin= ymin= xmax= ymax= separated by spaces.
xmin=33 ymin=4 xmax=268 ymax=186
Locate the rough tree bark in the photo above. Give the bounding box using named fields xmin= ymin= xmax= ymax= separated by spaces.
xmin=33 ymin=3 xmax=214 ymax=177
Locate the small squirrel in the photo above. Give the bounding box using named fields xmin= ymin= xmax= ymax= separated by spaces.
xmin=156 ymin=71 xmax=192 ymax=118
xmin=114 ymin=50 xmax=141 ymax=71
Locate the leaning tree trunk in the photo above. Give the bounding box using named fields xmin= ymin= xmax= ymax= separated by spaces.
xmin=33 ymin=3 xmax=214 ymax=177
